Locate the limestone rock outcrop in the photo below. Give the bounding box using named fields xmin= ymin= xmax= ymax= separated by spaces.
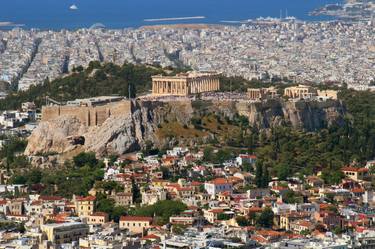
xmin=25 ymin=115 xmax=87 ymax=155
xmin=25 ymin=99 xmax=345 ymax=157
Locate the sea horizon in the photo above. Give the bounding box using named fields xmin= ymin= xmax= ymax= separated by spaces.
xmin=0 ymin=0 xmax=344 ymax=30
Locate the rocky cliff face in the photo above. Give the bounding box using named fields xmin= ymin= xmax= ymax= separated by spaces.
xmin=25 ymin=99 xmax=345 ymax=157
xmin=236 ymin=99 xmax=345 ymax=130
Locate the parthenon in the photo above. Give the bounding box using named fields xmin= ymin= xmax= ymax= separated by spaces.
xmin=151 ymin=71 xmax=220 ymax=96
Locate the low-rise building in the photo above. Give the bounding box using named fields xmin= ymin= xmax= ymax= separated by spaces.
xmin=41 ymin=222 xmax=89 ymax=244
xmin=204 ymin=178 xmax=233 ymax=196
xmin=87 ymin=212 xmax=109 ymax=225
xmin=279 ymin=212 xmax=311 ymax=231
xmin=142 ymin=188 xmax=167 ymax=206
xmin=203 ymin=209 xmax=225 ymax=223
xmin=119 ymin=216 xmax=153 ymax=234
xmin=75 ymin=196 xmax=96 ymax=217
xmin=236 ymin=154 xmax=257 ymax=166
xmin=112 ymin=192 xmax=133 ymax=207
xmin=341 ymin=166 xmax=369 ymax=181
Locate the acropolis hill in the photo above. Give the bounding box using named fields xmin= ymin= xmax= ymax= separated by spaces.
xmin=41 ymin=71 xmax=221 ymax=126
xmin=27 ymin=96 xmax=345 ymax=158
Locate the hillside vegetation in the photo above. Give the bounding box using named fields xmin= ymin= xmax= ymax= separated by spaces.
xmin=0 ymin=62 xmax=170 ymax=110
xmin=0 ymin=62 xmax=272 ymax=111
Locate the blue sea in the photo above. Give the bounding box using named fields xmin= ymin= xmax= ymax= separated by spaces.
xmin=0 ymin=0 xmax=343 ymax=30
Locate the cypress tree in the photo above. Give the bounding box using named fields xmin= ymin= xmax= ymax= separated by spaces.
xmin=255 ymin=161 xmax=263 ymax=188
xmin=262 ymin=165 xmax=270 ymax=188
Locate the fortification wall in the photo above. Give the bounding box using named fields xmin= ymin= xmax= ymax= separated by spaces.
xmin=41 ymin=106 xmax=61 ymax=121
xmin=41 ymin=100 xmax=132 ymax=126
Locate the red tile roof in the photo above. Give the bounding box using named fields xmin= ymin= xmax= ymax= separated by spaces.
xmin=76 ymin=196 xmax=96 ymax=202
xmin=31 ymin=200 xmax=42 ymax=205
xmin=191 ymin=181 xmax=202 ymax=186
xmin=120 ymin=216 xmax=153 ymax=222
xmin=351 ymin=188 xmax=365 ymax=193
xmin=256 ymin=230 xmax=283 ymax=237
xmin=295 ymin=220 xmax=313 ymax=227
xmin=248 ymin=207 xmax=263 ymax=213
xmin=91 ymin=212 xmax=108 ymax=217
xmin=141 ymin=234 xmax=160 ymax=240
xmin=209 ymin=178 xmax=231 ymax=185
xmin=239 ymin=154 xmax=257 ymax=159
xmin=208 ymin=209 xmax=224 ymax=214
xmin=342 ymin=166 xmax=368 ymax=172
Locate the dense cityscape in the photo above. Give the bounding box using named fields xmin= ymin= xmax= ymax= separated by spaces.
xmin=0 ymin=18 xmax=374 ymax=94
xmin=0 ymin=0 xmax=375 ymax=248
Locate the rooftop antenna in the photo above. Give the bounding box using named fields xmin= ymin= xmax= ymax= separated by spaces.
xmin=280 ymin=9 xmax=282 ymax=20
xmin=286 ymin=8 xmax=288 ymax=18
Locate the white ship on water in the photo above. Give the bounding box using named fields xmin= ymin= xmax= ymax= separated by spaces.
xmin=69 ymin=4 xmax=78 ymax=10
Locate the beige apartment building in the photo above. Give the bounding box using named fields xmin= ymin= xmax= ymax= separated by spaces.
xmin=74 ymin=196 xmax=96 ymax=217
xmin=152 ymin=71 xmax=220 ymax=96
xmin=87 ymin=212 xmax=109 ymax=225
xmin=341 ymin=166 xmax=369 ymax=181
xmin=41 ymin=222 xmax=89 ymax=244
xmin=119 ymin=216 xmax=153 ymax=234
xmin=112 ymin=192 xmax=133 ymax=206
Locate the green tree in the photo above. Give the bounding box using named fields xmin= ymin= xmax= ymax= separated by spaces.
xmin=131 ymin=200 xmax=187 ymax=225
xmin=321 ymin=169 xmax=344 ymax=185
xmin=261 ymin=165 xmax=270 ymax=188
xmin=131 ymin=179 xmax=141 ymax=204
xmin=255 ymin=161 xmax=263 ymax=188
xmin=27 ymin=169 xmax=43 ymax=185
xmin=236 ymin=216 xmax=250 ymax=227
xmin=95 ymin=181 xmax=124 ymax=193
xmin=10 ymin=175 xmax=27 ymax=184
xmin=242 ymin=161 xmax=252 ymax=172
xmin=203 ymin=147 xmax=215 ymax=162
xmin=217 ymin=213 xmax=231 ymax=220
xmin=95 ymin=193 xmax=115 ymax=215
xmin=160 ymin=167 xmax=171 ymax=180
xmin=276 ymin=163 xmax=290 ymax=181
xmin=73 ymin=152 xmax=98 ymax=168
xmin=112 ymin=206 xmax=127 ymax=223
xmin=256 ymin=207 xmax=274 ymax=228
xmin=172 ymin=224 xmax=187 ymax=235
xmin=282 ymin=190 xmax=302 ymax=204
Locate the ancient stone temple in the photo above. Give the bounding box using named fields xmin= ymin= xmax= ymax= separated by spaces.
xmin=152 ymin=71 xmax=220 ymax=96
